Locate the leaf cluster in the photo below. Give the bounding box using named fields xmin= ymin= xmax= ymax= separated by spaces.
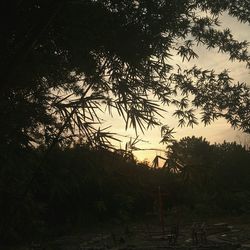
xmin=1 ymin=0 xmax=250 ymax=149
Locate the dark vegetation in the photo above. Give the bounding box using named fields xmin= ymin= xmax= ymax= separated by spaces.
xmin=1 ymin=0 xmax=250 ymax=150
xmin=1 ymin=0 xmax=250 ymax=246
xmin=1 ymin=137 xmax=250 ymax=244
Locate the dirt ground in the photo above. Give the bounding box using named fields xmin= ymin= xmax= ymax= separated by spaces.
xmin=5 ymin=216 xmax=250 ymax=250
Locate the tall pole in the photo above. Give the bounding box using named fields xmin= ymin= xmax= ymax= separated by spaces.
xmin=158 ymin=186 xmax=165 ymax=235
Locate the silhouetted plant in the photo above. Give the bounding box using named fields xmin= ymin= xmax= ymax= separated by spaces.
xmin=1 ymin=0 xmax=250 ymax=244
xmin=1 ymin=0 xmax=250 ymax=150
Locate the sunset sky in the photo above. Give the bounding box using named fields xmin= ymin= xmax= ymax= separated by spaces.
xmin=101 ymin=13 xmax=250 ymax=162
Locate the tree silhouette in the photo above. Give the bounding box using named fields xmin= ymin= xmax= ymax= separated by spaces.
xmin=164 ymin=136 xmax=250 ymax=210
xmin=166 ymin=136 xmax=213 ymax=183
xmin=1 ymin=0 xmax=250 ymax=149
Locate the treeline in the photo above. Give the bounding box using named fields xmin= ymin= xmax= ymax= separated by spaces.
xmin=0 ymin=145 xmax=160 ymax=244
xmin=0 ymin=137 xmax=250 ymax=244
xmin=165 ymin=137 xmax=250 ymax=213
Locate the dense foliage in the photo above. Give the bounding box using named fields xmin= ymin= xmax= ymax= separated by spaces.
xmin=1 ymin=138 xmax=250 ymax=244
xmin=1 ymin=0 xmax=250 ymax=245
xmin=1 ymin=0 xmax=250 ymax=150
xmin=166 ymin=136 xmax=250 ymax=211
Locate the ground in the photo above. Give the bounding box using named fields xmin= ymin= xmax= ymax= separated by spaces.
xmin=6 ymin=214 xmax=249 ymax=250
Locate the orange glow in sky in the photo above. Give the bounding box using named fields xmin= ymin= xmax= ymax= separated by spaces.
xmin=100 ymin=14 xmax=250 ymax=162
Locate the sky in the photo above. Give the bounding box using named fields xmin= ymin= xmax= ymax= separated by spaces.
xmin=100 ymin=13 xmax=250 ymax=163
